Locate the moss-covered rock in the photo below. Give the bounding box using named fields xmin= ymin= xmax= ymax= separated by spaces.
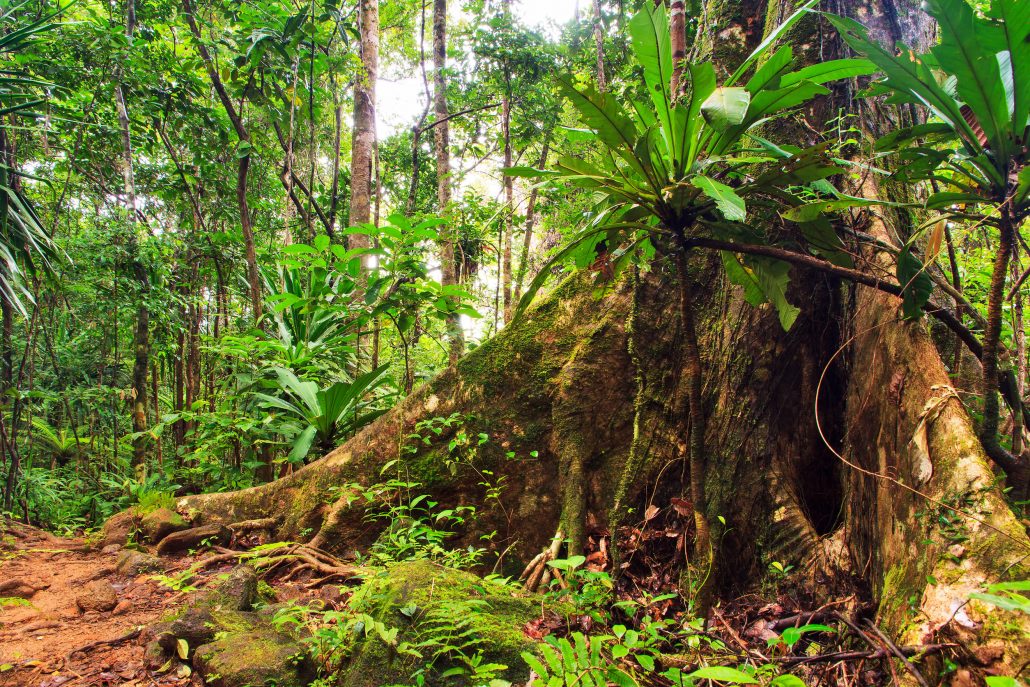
xmin=115 ymin=549 xmax=163 ymax=576
xmin=194 ymin=627 xmax=312 ymax=687
xmin=139 ymin=507 xmax=188 ymax=543
xmin=340 ymin=560 xmax=544 ymax=687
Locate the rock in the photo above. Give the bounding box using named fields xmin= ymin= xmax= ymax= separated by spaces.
xmin=340 ymin=560 xmax=544 ymax=687
xmin=212 ymin=565 xmax=258 ymax=611
xmin=115 ymin=549 xmax=163 ymax=576
xmin=156 ymin=566 xmax=261 ymax=653
xmin=194 ymin=628 xmax=312 ymax=687
xmin=166 ymin=607 xmax=257 ymax=652
xmin=100 ymin=544 xmax=122 ymax=555
xmin=112 ymin=599 xmax=132 ymax=615
xmin=155 ymin=524 xmax=230 ymax=556
xmin=101 ymin=509 xmax=140 ymax=547
xmin=139 ymin=507 xmax=187 ymax=543
xmin=75 ymin=579 xmax=117 ymax=613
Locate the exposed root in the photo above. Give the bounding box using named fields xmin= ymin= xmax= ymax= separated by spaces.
xmin=519 ymin=530 xmax=564 ymax=592
xmin=775 ymin=644 xmax=954 ymax=667
xmin=187 ymin=542 xmax=362 ymax=587
xmin=0 ymin=578 xmax=45 ymax=597
xmin=66 ymin=628 xmax=142 ymax=658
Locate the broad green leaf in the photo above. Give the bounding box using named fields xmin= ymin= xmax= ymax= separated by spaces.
xmin=897 ymin=243 xmax=933 ymax=320
xmin=629 ymin=2 xmax=673 ymax=153
xmin=693 ymin=176 xmax=746 ymax=221
xmin=926 ymin=0 xmax=1012 ymax=164
xmin=771 ymin=676 xmax=807 ymax=687
xmin=925 ymin=191 xmax=983 ymax=209
xmin=780 ymin=58 xmax=875 ymax=87
xmin=690 ymin=666 xmax=759 ymax=684
xmin=701 ymin=87 xmax=750 ymax=131
xmin=753 ymin=258 xmax=800 ymax=331
xmin=721 ymin=252 xmax=766 ymax=307
xmin=287 ymin=425 xmax=317 ymax=463
xmin=745 ymin=45 xmax=794 ymax=93
xmin=984 ymin=677 xmax=1019 ymax=687
xmin=988 ymin=0 xmax=1030 ymax=138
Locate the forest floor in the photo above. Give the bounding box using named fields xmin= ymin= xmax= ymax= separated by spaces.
xmin=0 ymin=524 xmax=189 ymax=687
xmin=0 ymin=522 xmax=340 ymax=687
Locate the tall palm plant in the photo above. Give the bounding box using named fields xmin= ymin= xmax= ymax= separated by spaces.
xmin=0 ymin=0 xmax=63 ymax=314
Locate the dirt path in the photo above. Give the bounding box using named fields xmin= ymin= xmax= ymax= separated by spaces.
xmin=0 ymin=524 xmax=189 ymax=687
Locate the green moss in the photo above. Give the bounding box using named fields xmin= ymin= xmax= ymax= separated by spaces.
xmin=341 ymin=560 xmax=545 ymax=687
xmin=194 ymin=627 xmax=311 ymax=687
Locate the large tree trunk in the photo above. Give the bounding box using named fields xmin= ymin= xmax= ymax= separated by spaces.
xmin=170 ymin=0 xmax=1029 ymax=677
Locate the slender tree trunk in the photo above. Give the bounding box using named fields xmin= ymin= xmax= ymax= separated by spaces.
xmin=115 ymin=0 xmax=149 ymax=467
xmin=434 ymin=0 xmax=464 ymax=364
xmin=669 ymin=0 xmax=686 ymax=97
xmin=592 ymin=0 xmax=606 ymax=92
xmin=328 ymin=90 xmax=343 ymax=234
xmin=512 ymin=142 xmax=549 ymax=305
xmin=500 ymin=0 xmax=514 ymax=321
xmin=152 ymin=361 xmax=162 ymax=466
xmin=174 ymin=309 xmax=185 ymax=447
xmin=181 ymin=0 xmax=263 ymax=323
xmin=348 ymin=0 xmax=379 ymax=241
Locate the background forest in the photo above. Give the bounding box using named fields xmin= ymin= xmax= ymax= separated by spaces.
xmin=0 ymin=0 xmax=609 ymax=528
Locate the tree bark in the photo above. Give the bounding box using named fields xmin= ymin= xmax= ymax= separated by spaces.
xmin=348 ymin=0 xmax=379 ymax=243
xmin=150 ymin=0 xmax=1030 ymax=676
xmin=434 ymin=0 xmax=464 ymax=364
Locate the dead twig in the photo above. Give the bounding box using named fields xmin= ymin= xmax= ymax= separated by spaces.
xmin=776 ymin=643 xmax=953 ymax=666
xmin=865 ymin=619 xmax=932 ymax=687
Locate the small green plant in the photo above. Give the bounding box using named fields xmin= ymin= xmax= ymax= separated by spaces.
xmin=767 ymin=560 xmax=794 ymax=580
xmin=0 ymin=597 xmax=33 ymax=608
xmin=150 ymin=570 xmax=198 ymax=593
xmin=523 ymin=632 xmax=639 ymax=687
xmin=766 ymin=624 xmax=835 ymax=652
xmin=971 ymin=580 xmax=1030 ymax=615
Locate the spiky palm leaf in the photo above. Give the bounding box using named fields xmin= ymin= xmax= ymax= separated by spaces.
xmin=0 ymin=0 xmax=65 ymax=315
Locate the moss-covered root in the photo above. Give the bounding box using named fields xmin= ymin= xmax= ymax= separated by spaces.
xmin=519 ymin=530 xmax=563 ymax=591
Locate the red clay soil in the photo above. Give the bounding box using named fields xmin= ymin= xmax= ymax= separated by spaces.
xmin=0 ymin=524 xmax=189 ymax=687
